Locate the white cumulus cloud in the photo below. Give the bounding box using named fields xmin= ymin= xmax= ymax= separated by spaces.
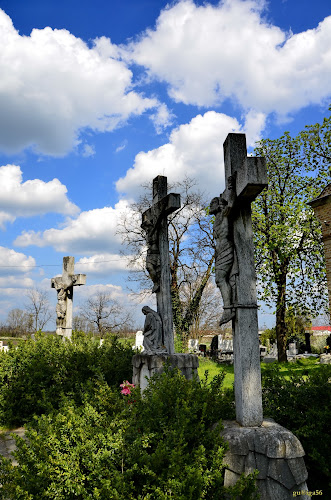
xmin=0 ymin=164 xmax=79 ymax=228
xmin=14 ymin=200 xmax=133 ymax=254
xmin=116 ymin=110 xmax=264 ymax=199
xmin=0 ymin=246 xmax=36 ymax=277
xmin=0 ymin=10 xmax=163 ymax=156
xmin=124 ymin=0 xmax=331 ymax=116
xmin=75 ymin=253 xmax=132 ymax=275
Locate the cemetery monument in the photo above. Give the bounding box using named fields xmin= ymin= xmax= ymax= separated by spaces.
xmin=141 ymin=175 xmax=180 ymax=354
xmin=51 ymin=256 xmax=86 ymax=340
xmin=132 ymin=175 xmax=199 ymax=388
xmin=213 ymin=134 xmax=309 ymax=499
xmin=211 ymin=132 xmax=267 ymax=427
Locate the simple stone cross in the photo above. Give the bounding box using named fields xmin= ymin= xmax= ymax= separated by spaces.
xmin=51 ymin=256 xmax=86 ymax=340
xmin=212 ymin=133 xmax=267 ymax=426
xmin=141 ymin=176 xmax=181 ymax=354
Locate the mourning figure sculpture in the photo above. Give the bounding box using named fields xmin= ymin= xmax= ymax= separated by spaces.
xmin=142 ymin=306 xmax=165 ymax=354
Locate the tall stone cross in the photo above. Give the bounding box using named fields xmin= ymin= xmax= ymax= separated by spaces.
xmin=213 ymin=133 xmax=267 ymax=426
xmin=51 ymin=256 xmax=86 ymax=340
xmin=141 ymin=176 xmax=181 ymax=354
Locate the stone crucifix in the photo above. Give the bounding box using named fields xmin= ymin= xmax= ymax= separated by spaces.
xmin=51 ymin=256 xmax=86 ymax=340
xmin=211 ymin=133 xmax=267 ymax=427
xmin=141 ymin=176 xmax=180 ymax=354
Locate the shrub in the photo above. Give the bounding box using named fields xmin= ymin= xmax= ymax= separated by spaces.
xmin=0 ymin=333 xmax=133 ymax=426
xmin=0 ymin=370 xmax=257 ymax=499
xmin=262 ymin=362 xmax=331 ymax=497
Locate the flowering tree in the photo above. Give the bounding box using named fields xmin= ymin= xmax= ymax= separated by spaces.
xmin=252 ymin=131 xmax=329 ymax=361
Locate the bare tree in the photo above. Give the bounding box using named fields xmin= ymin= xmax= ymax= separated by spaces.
xmin=25 ymin=288 xmax=52 ymax=332
xmin=118 ymin=177 xmax=217 ymax=342
xmin=72 ymin=315 xmax=95 ymax=334
xmin=6 ymin=308 xmax=33 ymax=337
xmin=183 ymin=279 xmax=224 ymax=339
xmin=79 ymin=292 xmax=132 ymax=336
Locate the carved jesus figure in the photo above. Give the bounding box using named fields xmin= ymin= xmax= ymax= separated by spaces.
xmin=141 ymin=212 xmax=161 ymax=293
xmin=52 ymin=280 xmax=68 ymax=323
xmin=210 ymin=176 xmax=238 ymax=325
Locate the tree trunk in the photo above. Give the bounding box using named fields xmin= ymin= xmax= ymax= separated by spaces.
xmin=170 ymin=259 xmax=183 ymax=337
xmin=276 ymin=273 xmax=288 ymax=362
xmin=170 ymin=258 xmax=214 ymax=343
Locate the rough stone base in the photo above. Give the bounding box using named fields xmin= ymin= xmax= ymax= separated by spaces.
xmin=221 ymin=419 xmax=309 ymax=500
xmin=132 ymin=353 xmax=199 ymax=391
xmin=320 ymin=353 xmax=331 ymax=364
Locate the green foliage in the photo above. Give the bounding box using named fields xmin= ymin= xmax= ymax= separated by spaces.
xmin=262 ymin=362 xmax=331 ymax=496
xmin=259 ymin=327 xmax=276 ymax=346
xmin=301 ymin=105 xmax=331 ymax=176
xmin=284 ymin=310 xmax=312 ymax=353
xmin=0 ymin=333 xmax=133 ymax=427
xmin=252 ymin=128 xmax=329 ymax=360
xmin=253 ymin=131 xmax=328 ymax=314
xmin=311 ymin=334 xmax=329 ymax=354
xmin=174 ymin=335 xmax=185 ymax=353
xmin=0 ymin=370 xmax=257 ymax=499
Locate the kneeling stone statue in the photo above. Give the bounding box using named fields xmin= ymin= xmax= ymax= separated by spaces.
xmin=142 ymin=306 xmax=167 ymax=354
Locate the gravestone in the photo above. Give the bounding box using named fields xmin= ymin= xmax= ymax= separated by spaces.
xmin=134 ymin=330 xmax=144 ymax=351
xmin=188 ymin=338 xmax=199 ymax=351
xmin=51 ymin=256 xmax=86 ymax=340
xmin=213 ymin=134 xmax=308 ymax=499
xmin=263 ymin=342 xmax=278 ymax=363
xmin=286 ymin=342 xmax=298 ymax=358
xmin=0 ymin=341 xmax=9 ymax=352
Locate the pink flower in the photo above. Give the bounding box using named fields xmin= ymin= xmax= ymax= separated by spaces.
xmin=120 ymin=380 xmax=135 ymax=396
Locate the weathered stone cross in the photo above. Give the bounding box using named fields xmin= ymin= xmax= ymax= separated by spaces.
xmin=51 ymin=256 xmax=86 ymax=340
xmin=216 ymin=133 xmax=267 ymax=426
xmin=141 ymin=176 xmax=181 ymax=354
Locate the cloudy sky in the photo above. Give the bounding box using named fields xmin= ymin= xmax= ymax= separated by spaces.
xmin=0 ymin=0 xmax=330 ymax=329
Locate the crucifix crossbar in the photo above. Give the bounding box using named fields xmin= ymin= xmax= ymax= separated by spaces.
xmin=51 ymin=256 xmax=86 ymax=340
xmin=141 ymin=176 xmax=181 ymax=354
xmin=142 ymin=193 xmax=181 ymax=231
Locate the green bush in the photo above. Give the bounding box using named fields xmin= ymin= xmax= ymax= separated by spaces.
xmin=0 ymin=333 xmax=133 ymax=426
xmin=0 ymin=370 xmax=257 ymax=499
xmin=262 ymin=362 xmax=331 ymax=496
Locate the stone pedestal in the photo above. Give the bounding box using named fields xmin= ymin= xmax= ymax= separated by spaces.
xmin=221 ymin=419 xmax=309 ymax=500
xmin=132 ymin=353 xmax=199 ymax=391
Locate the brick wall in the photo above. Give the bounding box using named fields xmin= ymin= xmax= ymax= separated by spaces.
xmin=310 ymin=184 xmax=331 ymax=314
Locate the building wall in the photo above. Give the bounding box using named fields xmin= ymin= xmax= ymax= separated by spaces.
xmin=310 ymin=184 xmax=331 ymax=315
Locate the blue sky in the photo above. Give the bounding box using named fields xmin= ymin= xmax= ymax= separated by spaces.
xmin=0 ymin=0 xmax=330 ymax=329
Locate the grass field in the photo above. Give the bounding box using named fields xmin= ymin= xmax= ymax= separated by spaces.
xmin=197 ymin=356 xmax=321 ymax=388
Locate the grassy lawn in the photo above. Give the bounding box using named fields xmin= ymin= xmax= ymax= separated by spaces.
xmin=198 ymin=358 xmax=234 ymax=388
xmin=198 ymin=356 xmax=321 ymax=388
